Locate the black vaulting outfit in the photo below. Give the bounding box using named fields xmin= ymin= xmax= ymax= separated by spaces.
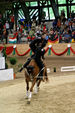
xmin=19 ymin=38 xmax=47 ymax=79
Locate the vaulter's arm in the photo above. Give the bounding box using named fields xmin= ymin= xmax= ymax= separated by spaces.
xmin=29 ymin=39 xmax=40 ymax=52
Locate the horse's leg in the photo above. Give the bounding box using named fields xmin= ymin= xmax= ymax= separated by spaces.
xmin=37 ymin=79 xmax=41 ymax=87
xmin=37 ymin=79 xmax=42 ymax=91
xmin=28 ymin=78 xmax=37 ymax=103
xmin=26 ymin=80 xmax=29 ymax=99
xmin=34 ymin=82 xmax=38 ymax=94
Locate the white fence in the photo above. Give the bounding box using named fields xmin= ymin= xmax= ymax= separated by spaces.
xmin=61 ymin=66 xmax=75 ymax=72
xmin=0 ymin=57 xmax=5 ymax=69
xmin=0 ymin=68 xmax=14 ymax=81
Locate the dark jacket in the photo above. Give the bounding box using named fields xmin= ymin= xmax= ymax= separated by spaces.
xmin=29 ymin=38 xmax=47 ymax=53
xmin=29 ymin=38 xmax=47 ymax=60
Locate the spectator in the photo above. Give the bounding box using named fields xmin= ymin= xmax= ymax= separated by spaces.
xmin=32 ymin=20 xmax=36 ymax=31
xmin=10 ymin=15 xmax=14 ymax=29
xmin=65 ymin=19 xmax=69 ymax=28
xmin=29 ymin=27 xmax=35 ymax=38
xmin=63 ymin=28 xmax=71 ymax=43
xmin=57 ymin=18 xmax=61 ymax=31
xmin=0 ymin=21 xmax=3 ymax=30
xmin=0 ymin=28 xmax=3 ymax=42
xmin=52 ymin=19 xmax=57 ymax=31
xmin=5 ymin=21 xmax=10 ymax=34
xmin=49 ymin=28 xmax=58 ymax=41
xmin=72 ymin=30 xmax=75 ymax=40
xmin=72 ymin=21 xmax=75 ymax=31
xmin=17 ymin=30 xmax=22 ymax=43
xmin=1 ymin=28 xmax=6 ymax=42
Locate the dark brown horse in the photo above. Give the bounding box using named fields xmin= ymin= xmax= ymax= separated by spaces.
xmin=24 ymin=59 xmax=48 ymax=103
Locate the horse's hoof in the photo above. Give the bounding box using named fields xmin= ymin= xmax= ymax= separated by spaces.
xmin=25 ymin=97 xmax=28 ymax=99
xmin=27 ymin=101 xmax=31 ymax=104
xmin=37 ymin=87 xmax=40 ymax=91
xmin=34 ymin=92 xmax=37 ymax=95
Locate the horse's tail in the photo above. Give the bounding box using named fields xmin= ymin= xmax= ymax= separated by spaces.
xmin=43 ymin=67 xmax=48 ymax=82
xmin=45 ymin=70 xmax=48 ymax=81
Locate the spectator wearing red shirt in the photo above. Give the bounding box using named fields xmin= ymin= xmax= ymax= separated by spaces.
xmin=10 ymin=15 xmax=14 ymax=32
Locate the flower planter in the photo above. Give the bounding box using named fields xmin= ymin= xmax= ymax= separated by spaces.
xmin=54 ymin=67 xmax=56 ymax=72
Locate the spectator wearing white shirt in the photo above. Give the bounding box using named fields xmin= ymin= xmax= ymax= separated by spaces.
xmin=5 ymin=21 xmax=9 ymax=31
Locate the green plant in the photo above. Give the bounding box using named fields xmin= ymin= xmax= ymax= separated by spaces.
xmin=5 ymin=63 xmax=8 ymax=69
xmin=54 ymin=67 xmax=56 ymax=72
xmin=10 ymin=57 xmax=17 ymax=65
xmin=2 ymin=46 xmax=7 ymax=60
xmin=18 ymin=64 xmax=23 ymax=68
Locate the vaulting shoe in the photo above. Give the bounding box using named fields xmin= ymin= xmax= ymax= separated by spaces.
xmin=19 ymin=58 xmax=31 ymax=72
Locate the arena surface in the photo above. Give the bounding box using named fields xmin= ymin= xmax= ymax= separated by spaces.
xmin=0 ymin=57 xmax=75 ymax=113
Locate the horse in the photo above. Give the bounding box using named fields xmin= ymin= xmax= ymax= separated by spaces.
xmin=24 ymin=59 xmax=48 ymax=104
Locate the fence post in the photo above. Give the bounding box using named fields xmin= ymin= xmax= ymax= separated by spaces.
xmin=13 ymin=45 xmax=16 ymax=55
xmin=48 ymin=45 xmax=52 ymax=55
xmin=30 ymin=49 xmax=32 ymax=56
xmin=67 ymin=44 xmax=71 ymax=56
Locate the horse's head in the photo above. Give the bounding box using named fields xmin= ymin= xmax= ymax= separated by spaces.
xmin=26 ymin=66 xmax=34 ymax=74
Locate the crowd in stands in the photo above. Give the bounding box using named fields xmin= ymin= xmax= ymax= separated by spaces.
xmin=0 ymin=11 xmax=75 ymax=44
xmin=52 ymin=11 xmax=75 ymax=43
xmin=0 ymin=15 xmax=14 ymax=44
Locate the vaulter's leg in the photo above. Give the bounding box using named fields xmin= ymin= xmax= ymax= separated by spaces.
xmin=19 ymin=58 xmax=31 ymax=72
xmin=35 ymin=59 xmax=44 ymax=80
